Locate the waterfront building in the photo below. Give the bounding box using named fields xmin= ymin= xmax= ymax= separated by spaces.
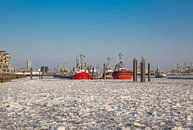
xmin=26 ymin=61 xmax=32 ymax=69
xmin=0 ymin=50 xmax=11 ymax=73
xmin=40 ymin=66 xmax=49 ymax=73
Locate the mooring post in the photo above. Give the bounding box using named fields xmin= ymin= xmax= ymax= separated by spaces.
xmin=39 ymin=71 xmax=41 ymax=79
xmin=41 ymin=72 xmax=43 ymax=79
xmin=30 ymin=67 xmax=33 ymax=79
xmin=133 ymin=58 xmax=135 ymax=81
xmin=14 ymin=73 xmax=16 ymax=79
xmin=148 ymin=63 xmax=151 ymax=82
xmin=103 ymin=64 xmax=106 ymax=79
xmin=136 ymin=60 xmax=138 ymax=81
xmin=133 ymin=58 xmax=137 ymax=82
xmin=141 ymin=57 xmax=145 ymax=82
xmin=143 ymin=59 xmax=146 ymax=82
xmin=140 ymin=59 xmax=142 ymax=82
xmin=92 ymin=67 xmax=95 ymax=79
xmin=0 ymin=68 xmax=2 ymax=83
xmin=0 ymin=72 xmax=3 ymax=83
xmin=143 ymin=58 xmax=146 ymax=82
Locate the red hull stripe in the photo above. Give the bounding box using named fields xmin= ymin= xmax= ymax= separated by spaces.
xmin=112 ymin=70 xmax=133 ymax=79
xmin=113 ymin=75 xmax=132 ymax=79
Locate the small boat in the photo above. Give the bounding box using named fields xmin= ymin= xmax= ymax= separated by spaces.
xmin=112 ymin=53 xmax=132 ymax=80
xmin=155 ymin=73 xmax=167 ymax=78
xmin=72 ymin=54 xmax=92 ymax=80
xmin=155 ymin=65 xmax=167 ymax=78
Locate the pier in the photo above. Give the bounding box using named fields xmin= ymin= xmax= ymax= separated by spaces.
xmin=0 ymin=73 xmax=26 ymax=83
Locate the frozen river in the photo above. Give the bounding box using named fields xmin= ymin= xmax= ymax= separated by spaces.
xmin=0 ymin=77 xmax=193 ymax=130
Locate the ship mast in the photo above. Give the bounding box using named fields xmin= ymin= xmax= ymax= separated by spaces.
xmin=106 ymin=57 xmax=112 ymax=71
xmin=106 ymin=57 xmax=111 ymax=66
xmin=118 ymin=53 xmax=124 ymax=63
xmin=80 ymin=54 xmax=85 ymax=65
xmin=76 ymin=56 xmax=79 ymax=66
xmin=80 ymin=53 xmax=85 ymax=69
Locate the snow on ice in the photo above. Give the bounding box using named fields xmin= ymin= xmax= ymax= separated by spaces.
xmin=0 ymin=77 xmax=193 ymax=130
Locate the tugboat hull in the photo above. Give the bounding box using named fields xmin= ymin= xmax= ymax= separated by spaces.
xmin=113 ymin=70 xmax=132 ymax=79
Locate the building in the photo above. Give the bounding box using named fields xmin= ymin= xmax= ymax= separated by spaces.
xmin=40 ymin=66 xmax=49 ymax=73
xmin=26 ymin=61 xmax=32 ymax=69
xmin=0 ymin=50 xmax=11 ymax=73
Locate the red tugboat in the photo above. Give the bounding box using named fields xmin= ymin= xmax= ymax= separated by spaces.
xmin=112 ymin=53 xmax=132 ymax=80
xmin=72 ymin=54 xmax=92 ymax=80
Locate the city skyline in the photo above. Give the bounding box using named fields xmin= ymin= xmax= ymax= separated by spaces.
xmin=1 ymin=0 xmax=193 ymax=71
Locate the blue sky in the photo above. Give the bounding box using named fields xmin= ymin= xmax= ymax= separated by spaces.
xmin=0 ymin=0 xmax=193 ymax=71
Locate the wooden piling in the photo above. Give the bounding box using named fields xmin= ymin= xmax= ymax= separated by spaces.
xmin=0 ymin=73 xmax=3 ymax=83
xmin=140 ymin=61 xmax=143 ymax=82
xmin=136 ymin=61 xmax=138 ymax=81
xmin=30 ymin=67 xmax=33 ymax=79
xmin=141 ymin=57 xmax=145 ymax=82
xmin=14 ymin=73 xmax=17 ymax=79
xmin=41 ymin=72 xmax=43 ymax=79
xmin=143 ymin=58 xmax=145 ymax=82
xmin=133 ymin=58 xmax=137 ymax=82
xmin=92 ymin=67 xmax=95 ymax=79
xmin=103 ymin=64 xmax=106 ymax=79
xmin=143 ymin=58 xmax=146 ymax=82
xmin=148 ymin=63 xmax=151 ymax=82
xmin=39 ymin=71 xmax=41 ymax=79
xmin=0 ymin=64 xmax=2 ymax=79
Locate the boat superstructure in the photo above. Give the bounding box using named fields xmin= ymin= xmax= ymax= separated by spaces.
xmin=103 ymin=57 xmax=113 ymax=79
xmin=72 ymin=54 xmax=92 ymax=80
